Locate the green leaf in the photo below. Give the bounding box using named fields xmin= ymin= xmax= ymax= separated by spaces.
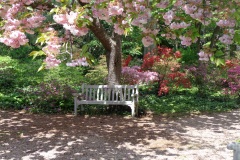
xmin=26 ymin=7 xmax=33 ymax=11
xmin=124 ymin=27 xmax=131 ymax=36
xmin=35 ymin=33 xmax=51 ymax=45
xmin=214 ymin=50 xmax=224 ymax=57
xmin=210 ymin=56 xmax=215 ymax=62
xmin=50 ymin=7 xmax=60 ymax=14
xmin=234 ymin=30 xmax=240 ymax=44
xmin=81 ymin=44 xmax=88 ymax=55
xmin=191 ymin=28 xmax=200 ymax=40
xmin=37 ymin=63 xmax=46 ymax=72
xmin=203 ymin=33 xmax=213 ymax=38
xmin=215 ymin=58 xmax=225 ymax=66
xmin=29 ymin=50 xmax=46 ymax=59
xmin=203 ymin=42 xmax=211 ymax=48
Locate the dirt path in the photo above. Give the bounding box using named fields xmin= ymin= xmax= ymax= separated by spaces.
xmin=0 ymin=109 xmax=240 ymax=160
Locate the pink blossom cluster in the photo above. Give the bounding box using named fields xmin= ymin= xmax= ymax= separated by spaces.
xmin=131 ymin=1 xmax=146 ymax=12
xmin=170 ymin=22 xmax=190 ymax=30
xmin=41 ymin=28 xmax=63 ymax=69
xmin=42 ymin=43 xmax=61 ymax=55
xmin=92 ymin=0 xmax=154 ymax=38
xmin=108 ymin=3 xmax=124 ymax=16
xmin=92 ymin=0 xmax=157 ymax=47
xmin=114 ymin=24 xmax=125 ymax=35
xmin=216 ymin=20 xmax=236 ymax=28
xmin=0 ymin=2 xmax=46 ymax=48
xmin=5 ymin=7 xmax=45 ymax=30
xmin=181 ymin=1 xmax=212 ymax=24
xmin=2 ymin=19 xmax=21 ymax=31
xmin=24 ymin=13 xmax=46 ymax=29
xmin=53 ymin=12 xmax=89 ymax=36
xmin=131 ymin=10 xmax=151 ymax=26
xmin=44 ymin=54 xmax=61 ymax=69
xmin=219 ymin=34 xmax=233 ymax=45
xmin=0 ymin=30 xmax=29 ymax=48
xmin=142 ymin=28 xmax=159 ymax=35
xmin=183 ymin=4 xmax=198 ymax=14
xmin=163 ymin=10 xmax=175 ymax=25
xmin=156 ymin=0 xmax=169 ymax=9
xmin=122 ymin=66 xmax=158 ymax=84
xmin=22 ymin=0 xmax=34 ymax=5
xmin=142 ymin=36 xmax=154 ymax=47
xmin=66 ymin=58 xmax=89 ymax=67
xmin=92 ymin=8 xmax=111 ymax=22
xmin=198 ymin=50 xmax=212 ymax=61
xmin=4 ymin=3 xmax=22 ymax=19
xmin=161 ymin=33 xmax=176 ymax=40
xmin=174 ymin=0 xmax=184 ymax=7
xmin=141 ymin=28 xmax=159 ymax=47
xmin=42 ymin=29 xmax=63 ymax=55
xmin=179 ymin=36 xmax=196 ymax=46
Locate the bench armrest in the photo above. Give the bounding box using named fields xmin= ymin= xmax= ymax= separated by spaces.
xmin=72 ymin=93 xmax=82 ymax=97
xmin=73 ymin=93 xmax=85 ymax=100
xmin=131 ymin=94 xmax=138 ymax=98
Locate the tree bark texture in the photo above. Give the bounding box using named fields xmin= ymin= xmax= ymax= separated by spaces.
xmin=89 ymin=18 xmax=122 ymax=85
xmin=210 ymin=26 xmax=221 ymax=49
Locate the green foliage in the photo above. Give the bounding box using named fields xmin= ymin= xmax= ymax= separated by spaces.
xmin=22 ymin=80 xmax=75 ymax=113
xmin=179 ymin=47 xmax=199 ymax=65
xmin=0 ymin=44 xmax=36 ymax=60
xmin=0 ymin=92 xmax=25 ymax=109
xmin=84 ymin=55 xmax=108 ymax=84
xmin=0 ymin=54 xmax=88 ymax=112
xmin=186 ymin=62 xmax=228 ymax=97
xmin=74 ymin=33 xmax=105 ymax=59
xmin=29 ymin=50 xmax=46 ymax=60
xmin=0 ymin=41 xmax=239 ymax=116
xmin=140 ymin=87 xmax=239 ymax=116
xmin=234 ymin=30 xmax=240 ymax=44
xmin=122 ymin=27 xmax=143 ymax=56
xmin=0 ymin=56 xmax=18 ymax=90
xmin=210 ymin=50 xmax=225 ymax=66
xmin=122 ymin=41 xmax=142 ymax=56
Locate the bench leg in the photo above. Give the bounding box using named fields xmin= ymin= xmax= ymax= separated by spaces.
xmin=74 ymin=98 xmax=78 ymax=116
xmin=81 ymin=105 xmax=84 ymax=111
xmin=131 ymin=105 xmax=136 ymax=117
xmin=135 ymin=103 xmax=139 ymax=117
xmin=130 ymin=103 xmax=139 ymax=117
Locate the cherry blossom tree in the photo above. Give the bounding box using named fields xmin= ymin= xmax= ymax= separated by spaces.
xmin=0 ymin=0 xmax=239 ymax=84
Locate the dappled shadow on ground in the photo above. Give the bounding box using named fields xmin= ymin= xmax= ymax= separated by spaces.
xmin=0 ymin=109 xmax=239 ymax=160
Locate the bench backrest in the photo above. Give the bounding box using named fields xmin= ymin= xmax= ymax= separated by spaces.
xmin=81 ymin=84 xmax=139 ymax=102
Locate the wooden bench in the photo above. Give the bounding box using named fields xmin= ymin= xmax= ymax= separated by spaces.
xmin=73 ymin=84 xmax=139 ymax=117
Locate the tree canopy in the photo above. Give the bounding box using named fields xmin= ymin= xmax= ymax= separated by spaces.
xmin=0 ymin=0 xmax=239 ymax=83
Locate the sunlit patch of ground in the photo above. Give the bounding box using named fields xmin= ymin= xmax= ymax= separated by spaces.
xmin=0 ymin=109 xmax=239 ymax=160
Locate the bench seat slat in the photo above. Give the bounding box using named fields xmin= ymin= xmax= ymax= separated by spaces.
xmin=77 ymin=100 xmax=134 ymax=105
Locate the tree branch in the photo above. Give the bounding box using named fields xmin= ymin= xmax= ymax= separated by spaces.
xmin=88 ymin=18 xmax=112 ymax=51
xmin=76 ymin=0 xmax=112 ymax=52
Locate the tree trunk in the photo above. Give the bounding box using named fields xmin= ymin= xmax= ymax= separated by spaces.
xmin=210 ymin=26 xmax=221 ymax=49
xmin=89 ymin=18 xmax=122 ymax=85
xmin=106 ymin=33 xmax=122 ymax=85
